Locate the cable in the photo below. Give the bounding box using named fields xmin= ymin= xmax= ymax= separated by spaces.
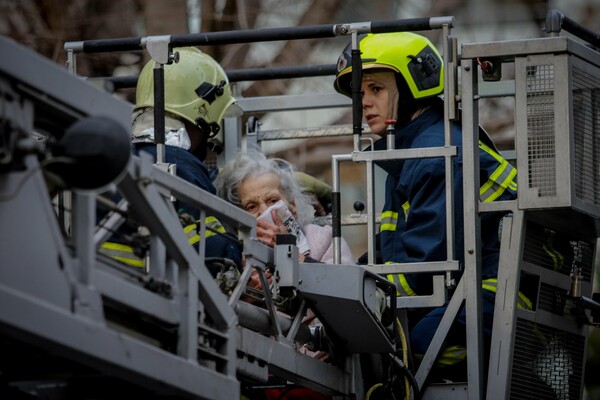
xmin=365 ymin=383 xmax=383 ymax=400
xmin=390 ymin=354 xmax=420 ymax=400
xmin=395 ymin=317 xmax=411 ymax=399
xmin=365 ymin=318 xmax=418 ymax=400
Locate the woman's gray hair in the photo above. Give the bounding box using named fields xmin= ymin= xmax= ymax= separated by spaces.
xmin=214 ymin=150 xmax=315 ymax=226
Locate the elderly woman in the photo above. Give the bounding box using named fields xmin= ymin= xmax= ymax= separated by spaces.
xmin=215 ymin=150 xmax=354 ymax=265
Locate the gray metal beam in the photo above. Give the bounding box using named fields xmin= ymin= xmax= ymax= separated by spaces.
xmin=0 ymin=284 xmax=239 ymax=400
xmin=237 ymin=326 xmax=351 ymax=395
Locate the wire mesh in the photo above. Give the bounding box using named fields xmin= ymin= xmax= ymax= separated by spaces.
xmin=572 ymin=65 xmax=600 ymax=207
xmin=538 ymin=282 xmax=568 ymax=316
xmin=526 ymin=64 xmax=557 ymax=197
xmin=522 ymin=220 xmax=594 ymax=282
xmin=510 ymin=319 xmax=584 ymax=400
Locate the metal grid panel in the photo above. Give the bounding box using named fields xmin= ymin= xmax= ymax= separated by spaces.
xmin=572 ymin=64 xmax=600 ymax=207
xmin=518 ymin=51 xmax=600 ymax=217
xmin=510 ymin=319 xmax=585 ymax=400
xmin=522 ymin=220 xmax=594 ymax=282
xmin=526 ymin=64 xmax=557 ymax=197
xmin=538 ymin=283 xmax=568 ymax=315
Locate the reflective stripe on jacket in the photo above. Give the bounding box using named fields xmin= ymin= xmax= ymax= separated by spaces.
xmin=481 ymin=278 xmax=533 ymax=311
xmin=100 ymin=216 xmax=227 ymax=268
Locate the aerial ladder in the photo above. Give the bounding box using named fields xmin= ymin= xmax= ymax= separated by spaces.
xmin=0 ymin=9 xmax=599 ymax=400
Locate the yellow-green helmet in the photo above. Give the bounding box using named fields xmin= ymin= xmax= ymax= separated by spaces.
xmin=135 ymin=47 xmax=238 ymax=138
xmin=334 ymin=32 xmax=443 ymax=101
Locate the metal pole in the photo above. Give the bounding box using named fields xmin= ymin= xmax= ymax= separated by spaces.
xmin=94 ymin=64 xmax=339 ymax=91
xmin=461 ymin=57 xmax=485 ymax=399
xmin=350 ymin=31 xmax=363 ymax=152
xmin=366 ymin=159 xmax=376 ymax=266
xmin=442 ymin=23 xmax=456 ymax=282
xmin=145 ymin=36 xmax=172 ymax=166
xmin=332 ymin=154 xmax=352 ymax=264
xmin=153 ymin=64 xmax=166 ymax=165
xmin=64 ymin=17 xmax=454 ymax=54
xmin=544 ymin=9 xmax=600 ymax=47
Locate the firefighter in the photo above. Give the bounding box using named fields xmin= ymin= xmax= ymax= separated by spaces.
xmin=334 ymin=32 xmax=529 ymax=374
xmin=99 ymin=47 xmax=242 ymax=276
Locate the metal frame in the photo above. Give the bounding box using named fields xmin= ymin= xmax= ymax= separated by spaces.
xmin=1 ymin=29 xmax=397 ymax=399
xmin=2 ymin=8 xmax=599 ymax=400
xmin=462 ymin=35 xmax=600 ymax=400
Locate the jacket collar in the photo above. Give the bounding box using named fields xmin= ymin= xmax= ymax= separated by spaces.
xmin=369 ymin=107 xmax=443 ymax=175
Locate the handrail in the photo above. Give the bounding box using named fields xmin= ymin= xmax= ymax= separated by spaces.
xmin=544 ymin=9 xmax=600 ymax=48
xmin=93 ymin=64 xmax=339 ymax=90
xmin=64 ymin=17 xmax=454 ymax=54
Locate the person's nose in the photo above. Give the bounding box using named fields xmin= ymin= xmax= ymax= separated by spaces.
xmin=256 ymin=202 xmax=269 ymax=216
xmin=362 ymin=92 xmax=372 ymax=109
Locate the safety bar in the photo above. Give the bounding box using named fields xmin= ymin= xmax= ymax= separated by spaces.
xmin=544 ymin=9 xmax=600 ymax=48
xmin=64 ymin=17 xmax=453 ymax=53
xmin=65 ymin=16 xmax=454 ymax=180
xmin=94 ymin=64 xmax=339 ymax=90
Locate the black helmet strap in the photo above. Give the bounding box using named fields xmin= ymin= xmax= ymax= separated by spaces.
xmin=195 ymin=117 xmax=221 ymax=138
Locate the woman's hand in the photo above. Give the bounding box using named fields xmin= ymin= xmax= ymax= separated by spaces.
xmin=256 ymin=209 xmax=287 ymax=248
xmin=255 ymin=209 xmax=306 ymax=262
xmin=248 ymin=267 xmax=273 ymax=290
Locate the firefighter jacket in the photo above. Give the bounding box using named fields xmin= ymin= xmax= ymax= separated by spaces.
xmin=99 ymin=144 xmax=242 ymax=276
xmin=375 ymin=105 xmax=517 ymax=296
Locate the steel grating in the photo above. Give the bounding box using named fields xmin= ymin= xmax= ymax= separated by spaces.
xmin=510 ymin=319 xmax=585 ymax=400
xmin=522 ymin=220 xmax=594 ymax=282
xmin=526 ymin=64 xmax=557 ymax=197
xmin=538 ymin=282 xmax=568 ymax=316
xmin=572 ymin=65 xmax=600 ymax=207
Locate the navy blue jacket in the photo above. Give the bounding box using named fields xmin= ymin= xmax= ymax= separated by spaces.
xmin=375 ymin=106 xmax=517 ymax=295
xmin=101 ymin=144 xmax=242 ymax=276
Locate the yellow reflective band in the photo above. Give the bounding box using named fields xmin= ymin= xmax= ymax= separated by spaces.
xmin=542 ymin=244 xmax=562 ymax=271
xmin=479 ymin=141 xmax=518 ymax=202
xmin=183 ymin=216 xmax=227 ymax=245
xmin=206 ymin=216 xmax=226 ymax=233
xmin=402 ymin=200 xmax=410 ymax=221
xmin=479 ymin=141 xmax=503 ymax=163
xmin=183 ymin=223 xmax=201 ymax=245
xmin=482 ymin=278 xmax=533 ymax=311
xmin=437 ymin=345 xmax=467 ymax=366
xmin=542 ymin=229 xmax=564 ymax=272
xmin=101 ymin=242 xmax=133 ymax=252
xmin=517 ymin=291 xmax=533 ymax=311
xmin=111 ymin=256 xmax=144 ymax=268
xmin=380 ymin=224 xmax=396 ymax=232
xmin=386 ymin=265 xmax=417 ymax=296
xmin=480 ymin=162 xmax=517 ymax=202
xmin=101 ymin=216 xmax=228 ymax=268
xmin=183 ymin=224 xmax=196 ymax=235
xmin=398 ymin=274 xmax=416 ymax=296
xmin=100 ymin=243 xmax=145 ymax=268
xmin=381 ymin=211 xmax=398 ymax=232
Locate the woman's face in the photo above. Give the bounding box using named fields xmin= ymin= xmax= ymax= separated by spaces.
xmin=361 ymin=70 xmax=398 ymax=136
xmin=238 ymin=172 xmax=296 ymax=217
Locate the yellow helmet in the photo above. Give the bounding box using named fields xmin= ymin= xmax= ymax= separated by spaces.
xmin=334 ymin=32 xmax=443 ymax=101
xmin=135 ymin=47 xmax=239 ymax=138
